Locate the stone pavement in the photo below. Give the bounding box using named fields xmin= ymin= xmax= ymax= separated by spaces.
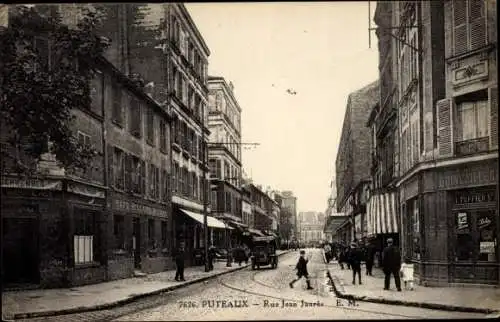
xmin=2 ymin=250 xmax=291 ymax=320
xmin=324 ymin=256 xmax=500 ymax=315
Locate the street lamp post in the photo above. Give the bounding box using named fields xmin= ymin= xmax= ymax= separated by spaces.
xmin=202 ymin=107 xmax=210 ymax=272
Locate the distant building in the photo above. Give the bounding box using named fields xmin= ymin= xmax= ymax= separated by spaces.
xmin=297 ymin=212 xmax=326 ymax=245
xmin=278 ymin=191 xmax=298 ymax=240
xmin=335 ymin=80 xmax=379 ymax=244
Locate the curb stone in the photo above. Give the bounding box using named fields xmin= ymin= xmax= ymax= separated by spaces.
xmin=8 ymin=251 xmax=292 ymax=320
xmin=325 ymin=269 xmax=499 ymax=315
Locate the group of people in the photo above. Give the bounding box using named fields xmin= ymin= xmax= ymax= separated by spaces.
xmin=328 ymin=238 xmax=405 ymax=291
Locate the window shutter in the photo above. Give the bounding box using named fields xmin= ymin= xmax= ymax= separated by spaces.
xmin=489 ymin=87 xmax=498 ymax=150
xmin=453 ymin=0 xmax=468 ymax=55
xmin=436 ymin=98 xmax=454 ymax=157
xmin=469 ymin=0 xmax=486 ymax=50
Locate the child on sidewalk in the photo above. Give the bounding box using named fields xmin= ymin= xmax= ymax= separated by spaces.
xmin=289 ymin=250 xmax=314 ymax=290
xmin=400 ymin=260 xmax=415 ymax=290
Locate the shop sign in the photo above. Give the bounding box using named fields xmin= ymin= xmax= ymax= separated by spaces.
xmin=457 ymin=212 xmax=468 ymax=230
xmin=438 ymin=166 xmax=496 ymax=189
xmin=479 ymin=241 xmax=495 ymax=254
xmin=1 ymin=177 xmax=62 ymax=190
xmin=455 ymin=190 xmax=496 ymax=205
xmin=68 ymin=182 xmax=105 ymax=199
xmin=477 ymin=216 xmax=492 ymax=229
xmin=113 ymin=199 xmax=168 ymax=218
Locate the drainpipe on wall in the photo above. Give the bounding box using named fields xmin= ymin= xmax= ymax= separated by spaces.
xmin=99 ymin=68 xmax=110 ymax=277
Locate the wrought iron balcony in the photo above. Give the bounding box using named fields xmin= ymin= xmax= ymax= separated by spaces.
xmin=455 ymin=137 xmax=489 ymax=156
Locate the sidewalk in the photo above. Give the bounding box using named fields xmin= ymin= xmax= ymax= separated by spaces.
xmin=2 ymin=250 xmax=291 ymax=320
xmin=324 ymin=257 xmax=500 ymax=315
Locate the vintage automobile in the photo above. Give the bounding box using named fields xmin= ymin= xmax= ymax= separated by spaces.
xmin=250 ymin=236 xmax=278 ymax=269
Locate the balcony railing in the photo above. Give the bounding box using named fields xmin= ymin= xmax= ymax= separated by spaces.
xmin=455 ymin=137 xmax=489 ymax=156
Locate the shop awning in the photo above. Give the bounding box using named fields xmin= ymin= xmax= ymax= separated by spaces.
xmin=367 ymin=191 xmax=399 ymax=236
xmin=247 ymin=228 xmax=266 ymax=237
xmin=227 ymin=220 xmax=248 ymax=229
xmin=180 ymin=209 xmax=232 ymax=229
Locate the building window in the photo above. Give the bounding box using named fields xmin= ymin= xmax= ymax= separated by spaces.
xmin=90 ymin=72 xmax=103 ymax=114
xmin=457 ymin=100 xmax=489 ymax=141
xmin=209 ymin=159 xmax=217 ymax=178
xmin=148 ymin=219 xmax=156 ymax=249
xmin=113 ymin=215 xmax=125 ymax=250
xmin=192 ymin=172 xmax=197 ymax=198
xmin=224 ymin=160 xmax=230 ymax=180
xmin=112 ymin=83 xmax=123 ymax=126
xmin=149 ymin=164 xmax=159 ymax=199
xmin=130 ymin=98 xmax=142 ymax=138
xmin=160 ymin=120 xmax=167 ymax=153
xmin=74 ymin=209 xmax=97 ymax=264
xmin=76 ymin=131 xmax=92 ymax=178
xmin=146 ymin=107 xmax=155 ymax=145
xmin=216 ymin=159 xmax=222 ymax=179
xmin=162 ymin=170 xmax=169 ymax=202
xmin=161 ymin=221 xmax=168 ymax=249
xmin=225 ymin=191 xmax=231 ymax=212
xmin=172 ymin=162 xmax=179 ymax=193
xmin=452 ymin=0 xmax=487 ymax=55
xmin=211 ymin=190 xmax=217 ymax=210
xmin=411 ymin=199 xmax=420 ymax=260
xmin=113 ymin=148 xmax=125 ymax=190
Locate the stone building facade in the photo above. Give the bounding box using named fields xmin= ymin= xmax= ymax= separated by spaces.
xmin=335 ymin=81 xmax=379 ymax=244
xmin=373 ymin=0 xmax=498 ymax=286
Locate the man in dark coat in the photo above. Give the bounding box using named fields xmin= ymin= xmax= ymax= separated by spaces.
xmin=382 ymin=238 xmax=402 ymax=291
xmin=289 ymin=250 xmax=313 ymax=290
xmin=345 ymin=246 xmax=352 ymax=270
xmin=364 ymin=242 xmax=375 ymax=276
xmin=174 ymin=243 xmax=185 ymax=281
xmin=208 ymin=245 xmax=216 ymax=271
xmin=348 ymin=242 xmax=363 ymax=285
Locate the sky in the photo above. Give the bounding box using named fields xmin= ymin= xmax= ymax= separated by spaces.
xmin=186 ymin=2 xmax=379 ymax=213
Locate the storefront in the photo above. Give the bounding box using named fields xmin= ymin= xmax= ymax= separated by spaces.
xmin=366 ymin=190 xmax=400 ymax=267
xmin=1 ymin=176 xmax=109 ymax=289
xmin=107 ymin=193 xmax=172 ymax=279
xmin=174 ymin=206 xmax=230 ymax=266
xmin=400 ymin=158 xmax=499 ymax=286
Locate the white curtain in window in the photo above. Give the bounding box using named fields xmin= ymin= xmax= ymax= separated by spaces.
xmin=476 ymin=100 xmax=489 ymax=138
xmin=461 ymin=102 xmax=476 ymax=140
xmin=74 ymin=235 xmax=93 ymax=264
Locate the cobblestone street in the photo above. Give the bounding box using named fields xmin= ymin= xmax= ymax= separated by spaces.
xmin=107 ymin=249 xmax=486 ymax=321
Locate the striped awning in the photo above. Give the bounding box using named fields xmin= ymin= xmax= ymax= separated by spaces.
xmin=367 ymin=192 xmax=399 ymax=236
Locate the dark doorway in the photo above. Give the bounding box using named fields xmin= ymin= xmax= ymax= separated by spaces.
xmin=132 ymin=218 xmax=141 ymax=269
xmin=2 ymin=217 xmax=40 ymax=287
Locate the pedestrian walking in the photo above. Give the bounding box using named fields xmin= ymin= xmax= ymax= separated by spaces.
xmin=338 ymin=247 xmax=346 ymax=269
xmin=174 ymin=243 xmax=185 ymax=281
xmin=324 ymin=243 xmax=332 ymax=263
xmin=348 ymin=242 xmax=363 ymax=285
xmin=364 ymin=242 xmax=375 ymax=276
xmin=208 ymin=245 xmax=216 ymax=271
xmin=289 ymin=250 xmax=314 ymax=290
xmin=345 ymin=246 xmax=351 ymax=270
xmin=382 ymin=238 xmax=402 ymax=291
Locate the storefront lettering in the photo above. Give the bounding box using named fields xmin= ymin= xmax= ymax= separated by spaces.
xmin=439 ymin=167 xmax=496 ymax=189
xmin=455 ymin=190 xmax=495 ymax=205
xmin=113 ymin=199 xmax=167 ymax=218
xmin=1 ymin=177 xmax=63 ymax=190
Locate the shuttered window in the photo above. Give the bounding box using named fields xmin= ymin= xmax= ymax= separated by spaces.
xmin=436 ymin=99 xmax=453 ymax=157
xmin=453 ymin=0 xmax=487 ymax=55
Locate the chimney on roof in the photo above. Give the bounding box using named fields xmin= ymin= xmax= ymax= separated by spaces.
xmin=229 ymin=81 xmax=234 ymax=91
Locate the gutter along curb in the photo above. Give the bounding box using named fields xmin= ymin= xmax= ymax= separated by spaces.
xmin=9 ymin=251 xmax=292 ymax=320
xmin=323 ymin=252 xmax=499 ymax=315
